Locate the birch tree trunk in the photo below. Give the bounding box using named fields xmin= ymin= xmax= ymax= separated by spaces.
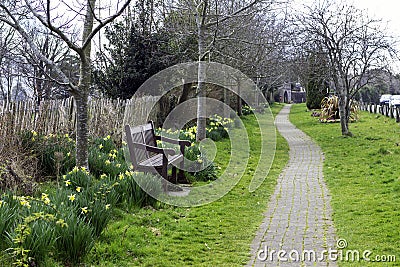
xmin=195 ymin=0 xmax=208 ymax=141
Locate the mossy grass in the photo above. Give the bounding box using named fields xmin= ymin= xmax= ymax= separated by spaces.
xmin=290 ymin=103 xmax=400 ymax=266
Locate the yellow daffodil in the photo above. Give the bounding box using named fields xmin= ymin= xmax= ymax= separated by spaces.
xmin=99 ymin=144 xmax=104 ymax=149
xmin=20 ymin=199 xmax=31 ymax=208
xmin=66 ymin=152 xmax=71 ymax=157
xmin=41 ymin=193 xmax=50 ymax=204
xmin=0 ymin=200 xmax=4 ymax=207
xmin=81 ymin=207 xmax=88 ymax=214
xmin=56 ymin=219 xmax=68 ymax=228
xmin=116 ymin=163 xmax=121 ymax=168
xmin=118 ymin=173 xmax=125 ymax=180
xmin=105 ymin=204 xmax=111 ymax=210
xmin=65 ymin=180 xmax=71 ymax=186
xmin=105 ymin=160 xmax=111 ymax=165
xmin=76 ymin=187 xmax=82 ymax=193
xmin=100 ymin=173 xmax=107 ymax=179
xmin=68 ymin=194 xmax=76 ymax=202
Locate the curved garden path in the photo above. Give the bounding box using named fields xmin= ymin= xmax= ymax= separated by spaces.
xmin=247 ymin=105 xmax=337 ymax=266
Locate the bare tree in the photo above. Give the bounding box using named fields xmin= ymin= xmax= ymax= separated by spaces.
xmin=0 ymin=22 xmax=21 ymax=101
xmin=172 ymin=0 xmax=278 ymax=140
xmin=0 ymin=0 xmax=131 ymax=168
xmin=299 ymin=0 xmax=396 ymax=136
xmin=22 ymin=28 xmax=76 ymax=104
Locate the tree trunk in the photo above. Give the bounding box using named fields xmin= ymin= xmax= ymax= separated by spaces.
xmin=75 ymin=0 xmax=95 ymax=168
xmin=236 ymin=79 xmax=242 ymax=116
xmin=75 ymin=92 xmax=89 ymax=168
xmin=338 ymin=92 xmax=351 ymax=136
xmin=178 ymin=81 xmax=191 ymax=105
xmin=195 ymin=1 xmax=208 ymax=141
xmin=196 ymin=60 xmax=207 ymax=141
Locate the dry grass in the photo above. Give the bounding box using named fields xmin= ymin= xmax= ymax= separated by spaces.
xmin=0 ymin=135 xmax=39 ymax=195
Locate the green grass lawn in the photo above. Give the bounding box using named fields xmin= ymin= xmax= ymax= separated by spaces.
xmin=290 ymin=104 xmax=400 ymax=267
xmin=82 ymin=104 xmax=289 ymax=266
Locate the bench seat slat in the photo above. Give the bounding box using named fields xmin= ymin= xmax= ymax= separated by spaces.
xmin=139 ymin=154 xmax=183 ymax=168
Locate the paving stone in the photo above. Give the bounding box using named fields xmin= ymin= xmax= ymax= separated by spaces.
xmin=247 ymin=105 xmax=337 ymax=267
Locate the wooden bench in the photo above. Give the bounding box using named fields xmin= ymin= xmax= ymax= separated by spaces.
xmin=125 ymin=121 xmax=191 ymax=187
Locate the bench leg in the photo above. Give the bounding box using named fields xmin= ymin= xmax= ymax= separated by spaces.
xmin=171 ymin=166 xmax=177 ymax=183
xmin=162 ymin=162 xmax=168 ymax=192
xmin=177 ymin=161 xmax=190 ymax=184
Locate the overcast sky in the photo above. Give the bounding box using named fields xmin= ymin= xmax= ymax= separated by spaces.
xmin=353 ymin=0 xmax=400 ymax=36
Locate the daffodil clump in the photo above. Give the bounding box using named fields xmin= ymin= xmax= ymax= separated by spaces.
xmin=241 ymin=104 xmax=255 ymax=115
xmin=154 ymin=116 xmax=233 ymax=183
xmin=2 ymin=132 xmax=161 ymax=266
xmin=156 ymin=115 xmax=234 ymax=143
xmin=0 ymin=191 xmax=68 ymax=266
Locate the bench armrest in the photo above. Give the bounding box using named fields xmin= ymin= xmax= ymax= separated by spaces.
xmin=131 ymin=142 xmax=176 ymax=156
xmin=155 ymin=135 xmax=191 ymax=147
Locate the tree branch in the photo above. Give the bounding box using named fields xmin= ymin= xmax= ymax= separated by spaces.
xmin=82 ymin=0 xmax=132 ymax=50
xmin=0 ymin=4 xmax=78 ymax=93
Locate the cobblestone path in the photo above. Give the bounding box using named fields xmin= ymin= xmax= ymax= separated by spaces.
xmin=247 ymin=105 xmax=337 ymax=267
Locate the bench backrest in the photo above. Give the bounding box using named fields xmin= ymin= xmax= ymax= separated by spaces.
xmin=125 ymin=121 xmax=157 ymax=167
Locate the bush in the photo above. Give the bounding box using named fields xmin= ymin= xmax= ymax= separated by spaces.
xmin=20 ymin=131 xmax=75 ymax=179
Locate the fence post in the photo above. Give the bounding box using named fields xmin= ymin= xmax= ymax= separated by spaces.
xmin=396 ymin=107 xmax=400 ymax=123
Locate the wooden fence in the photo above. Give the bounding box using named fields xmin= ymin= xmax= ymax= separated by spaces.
xmin=0 ymin=96 xmax=160 ymax=141
xmin=360 ymin=103 xmax=400 ymax=123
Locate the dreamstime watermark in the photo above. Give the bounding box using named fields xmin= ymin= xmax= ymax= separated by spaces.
xmin=123 ymin=62 xmax=276 ymax=207
xmin=257 ymin=238 xmax=397 ymax=263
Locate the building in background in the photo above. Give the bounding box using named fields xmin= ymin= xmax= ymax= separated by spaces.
xmin=278 ymin=82 xmax=306 ymax=103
